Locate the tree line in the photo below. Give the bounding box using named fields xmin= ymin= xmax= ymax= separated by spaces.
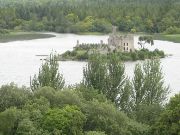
xmin=0 ymin=0 xmax=180 ymax=34
xmin=0 ymin=53 xmax=179 ymax=135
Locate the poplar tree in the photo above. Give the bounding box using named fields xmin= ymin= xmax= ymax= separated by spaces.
xmin=83 ymin=53 xmax=130 ymax=109
xmin=132 ymin=59 xmax=169 ymax=124
xmin=83 ymin=54 xmax=107 ymax=94
xmin=30 ymin=53 xmax=65 ymax=91
xmin=105 ymin=53 xmax=127 ymax=106
xmin=133 ymin=59 xmax=169 ymax=107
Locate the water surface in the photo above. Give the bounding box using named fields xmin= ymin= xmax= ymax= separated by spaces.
xmin=0 ymin=33 xmax=179 ymax=97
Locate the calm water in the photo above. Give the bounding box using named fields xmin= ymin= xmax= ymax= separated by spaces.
xmin=0 ymin=33 xmax=179 ymax=97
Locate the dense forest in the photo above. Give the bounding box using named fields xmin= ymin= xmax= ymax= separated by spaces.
xmin=0 ymin=0 xmax=180 ymax=34
xmin=0 ymin=53 xmax=179 ymax=135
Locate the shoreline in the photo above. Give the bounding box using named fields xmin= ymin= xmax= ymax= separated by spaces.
xmin=1 ymin=31 xmax=180 ymax=43
xmin=153 ymin=34 xmax=180 ymax=43
xmin=0 ymin=31 xmax=56 ymax=43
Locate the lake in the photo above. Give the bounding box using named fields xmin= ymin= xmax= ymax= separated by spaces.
xmin=0 ymin=33 xmax=179 ymax=97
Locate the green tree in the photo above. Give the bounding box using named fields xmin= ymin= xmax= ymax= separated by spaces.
xmin=151 ymin=93 xmax=180 ymax=135
xmin=30 ymin=53 xmax=65 ymax=91
xmin=138 ymin=36 xmax=154 ymax=49
xmin=0 ymin=83 xmax=30 ymax=112
xmin=0 ymin=108 xmax=21 ymax=135
xmin=142 ymin=59 xmax=169 ymax=105
xmin=83 ymin=53 xmax=130 ymax=109
xmin=105 ymin=54 xmax=127 ymax=107
xmin=93 ymin=19 xmax=112 ymax=33
xmin=83 ymin=100 xmax=148 ymax=135
xmin=16 ymin=118 xmax=37 ymax=135
xmin=65 ymin=13 xmax=79 ymax=24
xmin=132 ymin=59 xmax=169 ymax=124
xmin=83 ymin=54 xmax=107 ymax=93
xmin=42 ymin=105 xmax=86 ymax=135
xmin=132 ymin=64 xmax=145 ymax=109
xmin=85 ymin=131 xmax=107 ymax=135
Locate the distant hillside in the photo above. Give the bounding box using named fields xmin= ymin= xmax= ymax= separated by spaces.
xmin=0 ymin=0 xmax=179 ymax=34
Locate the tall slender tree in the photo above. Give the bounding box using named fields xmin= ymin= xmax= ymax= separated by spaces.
xmin=83 ymin=53 xmax=107 ymax=94
xmin=106 ymin=53 xmax=127 ymax=106
xmin=83 ymin=53 xmax=130 ymax=109
xmin=131 ymin=59 xmax=169 ymax=124
xmin=30 ymin=53 xmax=65 ymax=91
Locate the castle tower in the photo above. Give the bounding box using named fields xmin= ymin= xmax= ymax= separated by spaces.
xmin=112 ymin=26 xmax=117 ymax=34
xmin=76 ymin=40 xmax=80 ymax=47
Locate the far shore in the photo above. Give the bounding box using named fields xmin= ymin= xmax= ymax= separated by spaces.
xmin=0 ymin=31 xmax=56 ymax=43
xmin=153 ymin=34 xmax=180 ymax=43
xmin=77 ymin=32 xmax=180 ymax=43
xmin=1 ymin=31 xmax=180 ymax=43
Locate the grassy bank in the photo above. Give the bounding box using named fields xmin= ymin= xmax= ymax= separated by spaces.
xmin=153 ymin=34 xmax=180 ymax=43
xmin=0 ymin=31 xmax=55 ymax=43
xmin=77 ymin=32 xmax=106 ymax=35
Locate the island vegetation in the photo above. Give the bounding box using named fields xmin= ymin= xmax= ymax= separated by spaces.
xmin=59 ymin=46 xmax=165 ymax=61
xmin=0 ymin=53 xmax=179 ymax=135
xmin=58 ymin=36 xmax=165 ymax=61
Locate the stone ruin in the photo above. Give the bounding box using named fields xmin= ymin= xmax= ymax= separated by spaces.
xmin=75 ymin=26 xmax=135 ymax=54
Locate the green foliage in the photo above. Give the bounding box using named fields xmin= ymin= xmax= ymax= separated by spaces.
xmin=30 ymin=53 xmax=65 ymax=91
xmin=53 ymin=89 xmax=83 ymax=108
xmin=83 ymin=100 xmax=148 ymax=135
xmin=138 ymin=36 xmax=154 ymax=49
xmin=16 ymin=118 xmax=37 ymax=135
xmin=151 ymin=93 xmax=180 ymax=135
xmin=105 ymin=53 xmax=127 ymax=106
xmin=76 ymin=84 xmax=107 ymax=103
xmin=65 ymin=13 xmax=79 ymax=24
xmin=164 ymin=26 xmax=180 ymax=34
xmin=133 ymin=59 xmax=169 ymax=106
xmin=134 ymin=104 xmax=163 ymax=125
xmin=0 ymin=29 xmax=9 ymax=35
xmin=83 ymin=54 xmax=107 ymax=93
xmin=42 ymin=106 xmax=86 ymax=135
xmin=59 ymin=44 xmax=165 ymax=61
xmin=85 ymin=131 xmax=107 ymax=135
xmin=83 ymin=53 xmax=134 ymax=112
xmin=0 ymin=108 xmax=21 ymax=135
xmin=0 ymin=0 xmax=180 ymax=33
xmin=131 ymin=59 xmax=169 ymax=124
xmin=0 ymin=83 xmax=31 ymax=112
xmin=0 ymin=49 xmax=177 ymax=135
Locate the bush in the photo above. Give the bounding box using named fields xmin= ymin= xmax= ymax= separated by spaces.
xmin=83 ymin=100 xmax=148 ymax=135
xmin=42 ymin=106 xmax=86 ymax=135
xmin=0 ymin=29 xmax=9 ymax=35
xmin=0 ymin=84 xmax=31 ymax=112
xmin=164 ymin=26 xmax=180 ymax=34
xmin=151 ymin=93 xmax=180 ymax=135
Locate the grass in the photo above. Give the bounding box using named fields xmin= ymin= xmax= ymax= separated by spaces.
xmin=77 ymin=32 xmax=106 ymax=35
xmin=153 ymin=34 xmax=180 ymax=43
xmin=0 ymin=31 xmax=55 ymax=43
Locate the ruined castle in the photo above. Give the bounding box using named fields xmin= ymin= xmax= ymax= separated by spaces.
xmin=107 ymin=26 xmax=135 ymax=52
xmin=75 ymin=26 xmax=135 ymax=54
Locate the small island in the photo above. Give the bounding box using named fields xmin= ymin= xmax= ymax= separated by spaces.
xmin=58 ymin=27 xmax=165 ymax=61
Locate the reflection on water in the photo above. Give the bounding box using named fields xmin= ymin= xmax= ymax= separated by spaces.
xmin=0 ymin=33 xmax=179 ymax=97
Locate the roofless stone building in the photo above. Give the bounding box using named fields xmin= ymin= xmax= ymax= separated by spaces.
xmin=108 ymin=26 xmax=135 ymax=52
xmin=75 ymin=26 xmax=135 ymax=54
